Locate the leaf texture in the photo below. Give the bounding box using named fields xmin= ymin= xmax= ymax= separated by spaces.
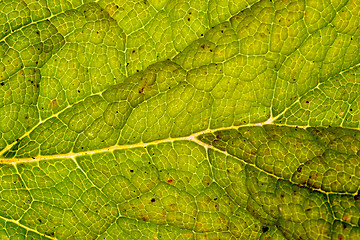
xmin=0 ymin=0 xmax=359 ymax=239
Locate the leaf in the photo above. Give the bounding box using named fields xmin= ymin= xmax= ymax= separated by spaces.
xmin=0 ymin=0 xmax=359 ymax=239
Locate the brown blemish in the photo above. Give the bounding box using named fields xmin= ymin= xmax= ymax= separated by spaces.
xmin=342 ymin=215 xmax=350 ymax=222
xmin=138 ymin=86 xmax=145 ymax=94
xmin=49 ymin=99 xmax=59 ymax=109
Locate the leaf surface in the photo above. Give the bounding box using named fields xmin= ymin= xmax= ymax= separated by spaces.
xmin=0 ymin=0 xmax=360 ymax=239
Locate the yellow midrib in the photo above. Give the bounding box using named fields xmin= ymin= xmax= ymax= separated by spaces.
xmin=1 ymin=117 xmax=358 ymax=198
xmin=2 ymin=114 xmax=360 ymax=164
xmin=0 ymin=118 xmax=280 ymax=163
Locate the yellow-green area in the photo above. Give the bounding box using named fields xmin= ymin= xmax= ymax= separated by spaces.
xmin=0 ymin=0 xmax=360 ymax=239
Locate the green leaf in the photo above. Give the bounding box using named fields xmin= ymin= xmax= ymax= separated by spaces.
xmin=0 ymin=0 xmax=359 ymax=239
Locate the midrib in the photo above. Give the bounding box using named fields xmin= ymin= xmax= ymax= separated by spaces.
xmin=1 ymin=117 xmax=358 ymax=198
xmin=3 ymin=109 xmax=360 ymax=164
xmin=0 ymin=118 xmax=279 ymax=164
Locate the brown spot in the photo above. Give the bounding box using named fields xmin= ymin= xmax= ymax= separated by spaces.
xmin=297 ymin=167 xmax=302 ymax=172
xmin=203 ymin=178 xmax=211 ymax=185
xmin=305 ymin=100 xmax=309 ymax=103
xmin=137 ymin=79 xmax=154 ymax=96
xmin=45 ymin=231 xmax=55 ymax=237
xmin=343 ymin=215 xmax=351 ymax=222
xmin=167 ymin=179 xmax=173 ymax=183
xmin=49 ymin=99 xmax=59 ymax=109
xmin=150 ymin=198 xmax=155 ymax=203
xmin=187 ymin=17 xmax=190 ymax=21
xmin=138 ymin=86 xmax=145 ymax=94
xmin=200 ymin=44 xmax=205 ymax=49
xmin=142 ymin=216 xmax=148 ymax=221
xmin=355 ymin=195 xmax=360 ymax=201
xmin=307 ymin=181 xmax=318 ymax=189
